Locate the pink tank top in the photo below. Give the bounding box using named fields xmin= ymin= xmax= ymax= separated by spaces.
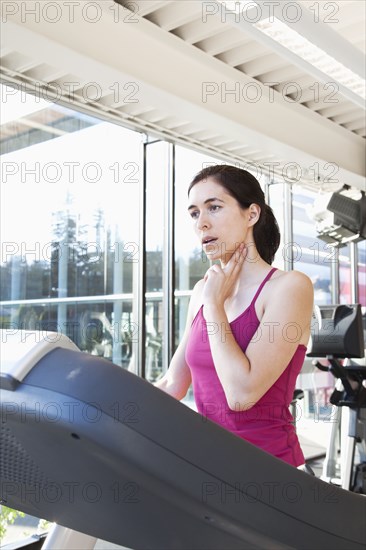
xmin=185 ymin=267 xmax=306 ymax=467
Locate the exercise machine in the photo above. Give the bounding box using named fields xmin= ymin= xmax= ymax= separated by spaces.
xmin=308 ymin=304 xmax=366 ymax=492
xmin=0 ymin=324 xmax=365 ymax=550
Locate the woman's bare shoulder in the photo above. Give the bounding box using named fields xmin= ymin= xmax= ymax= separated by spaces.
xmin=272 ymin=269 xmax=313 ymax=291
xmin=258 ymin=268 xmax=312 ymax=305
xmin=188 ymin=278 xmax=205 ymax=320
xmin=192 ymin=277 xmax=205 ymax=299
xmin=193 ymin=278 xmax=205 ymax=292
xmin=263 ymin=269 xmax=314 ymax=313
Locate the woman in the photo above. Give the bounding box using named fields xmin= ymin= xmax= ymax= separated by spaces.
xmin=155 ymin=165 xmax=314 ymax=467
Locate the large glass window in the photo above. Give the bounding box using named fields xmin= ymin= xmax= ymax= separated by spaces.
xmin=267 ymin=181 xmax=286 ymax=269
xmin=339 ymin=244 xmax=352 ymax=304
xmin=358 ymin=241 xmax=366 ymax=306
xmin=143 ymin=140 xmax=170 ymax=382
xmin=292 ymin=187 xmax=332 ymax=304
xmin=2 ymin=80 xmax=363 ymax=546
xmin=0 ymin=84 xmax=142 ymax=367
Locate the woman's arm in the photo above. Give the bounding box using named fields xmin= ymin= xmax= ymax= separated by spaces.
xmin=154 ymin=280 xmax=204 ymax=400
xmin=204 ymin=270 xmax=314 ymax=411
xmin=153 ymin=344 xmax=191 ymax=400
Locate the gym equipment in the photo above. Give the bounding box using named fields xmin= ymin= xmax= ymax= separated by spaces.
xmin=1 ymin=328 xmax=365 ymax=550
xmin=308 ymin=304 xmax=366 ymax=492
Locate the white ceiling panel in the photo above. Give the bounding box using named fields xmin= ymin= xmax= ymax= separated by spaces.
xmin=1 ymin=0 xmax=365 ymax=194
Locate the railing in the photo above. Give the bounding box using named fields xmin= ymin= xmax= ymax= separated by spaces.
xmin=0 ymin=291 xmax=192 ymax=381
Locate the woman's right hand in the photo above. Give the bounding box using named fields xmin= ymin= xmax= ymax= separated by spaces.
xmin=202 ymin=242 xmax=247 ymax=309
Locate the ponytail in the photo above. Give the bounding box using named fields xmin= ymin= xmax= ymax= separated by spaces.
xmin=253 ymin=204 xmax=280 ymax=265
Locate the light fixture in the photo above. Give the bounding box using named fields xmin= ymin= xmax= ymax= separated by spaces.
xmin=214 ymin=1 xmax=365 ymax=101
xmin=254 ymin=17 xmax=365 ymax=100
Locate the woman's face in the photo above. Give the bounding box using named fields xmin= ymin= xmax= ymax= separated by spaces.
xmin=188 ymin=178 xmax=255 ymax=264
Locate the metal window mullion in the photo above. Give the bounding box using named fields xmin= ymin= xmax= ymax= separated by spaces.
xmin=162 ymin=143 xmax=175 ymax=373
xmin=350 ymin=242 xmax=359 ymax=303
xmin=264 ymin=174 xmax=270 ymax=205
xmin=330 ymin=247 xmax=340 ymax=303
xmin=284 ymin=182 xmax=293 ymax=271
xmin=135 ymin=140 xmax=147 ymax=378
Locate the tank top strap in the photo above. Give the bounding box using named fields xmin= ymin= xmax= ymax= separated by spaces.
xmin=251 ymin=267 xmax=278 ymax=307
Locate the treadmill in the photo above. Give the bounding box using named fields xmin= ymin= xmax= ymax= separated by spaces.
xmin=0 ymin=306 xmax=365 ymax=549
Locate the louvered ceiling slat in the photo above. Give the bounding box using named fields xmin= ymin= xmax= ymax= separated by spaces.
xmin=113 ymin=104 xmax=156 ymax=117
xmin=172 ymin=16 xmax=225 ymax=44
xmin=274 ymin=75 xmax=315 ymax=97
xmin=204 ymin=136 xmax=240 ymax=147
xmin=237 ymin=54 xmax=287 ymax=78
xmin=243 ymin=153 xmax=268 ymax=163
xmin=225 ymin=144 xmax=251 ymax=153
xmin=21 ymin=64 xmax=66 ymax=83
xmin=332 ymin=109 xmax=364 ymax=125
xmin=52 ymin=75 xmax=86 ymax=86
xmin=1 ymin=52 xmax=39 ymax=73
xmin=144 ymin=2 xmax=203 ymax=31
xmin=168 ymin=122 xmax=202 ymax=135
xmin=135 ymin=110 xmax=169 ymax=124
xmin=216 ymin=42 xmax=268 ymax=67
xmin=164 ymin=120 xmax=193 ymax=131
xmin=256 ymin=66 xmax=303 ymax=86
xmin=187 ymin=130 xmax=221 ymax=141
xmin=344 ymin=119 xmax=366 ymax=132
xmin=317 ymin=104 xmax=365 ymax=126
xmin=299 ymin=87 xmax=342 ymax=106
xmin=247 ymin=152 xmax=269 ymax=161
xmin=194 ymin=29 xmax=248 ymax=56
xmin=144 ymin=116 xmax=187 ymax=130
xmin=117 ymin=1 xmax=172 ymax=18
xmin=303 ymin=97 xmax=347 ymax=114
xmin=317 ymin=102 xmax=358 ymax=117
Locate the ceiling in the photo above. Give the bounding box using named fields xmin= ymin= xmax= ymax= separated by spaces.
xmin=1 ymin=0 xmax=365 ymax=193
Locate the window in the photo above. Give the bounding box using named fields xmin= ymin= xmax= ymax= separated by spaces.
xmin=358 ymin=241 xmax=366 ymax=306
xmin=292 ymin=187 xmax=332 ymax=304
xmin=143 ymin=140 xmax=169 ymax=382
xmin=267 ymin=181 xmax=286 ymax=269
xmin=0 ymin=84 xmax=142 ymax=367
xmin=339 ymin=245 xmax=352 ymax=304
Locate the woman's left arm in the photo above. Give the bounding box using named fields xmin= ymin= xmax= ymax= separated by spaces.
xmin=204 ymin=271 xmax=314 ymax=411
